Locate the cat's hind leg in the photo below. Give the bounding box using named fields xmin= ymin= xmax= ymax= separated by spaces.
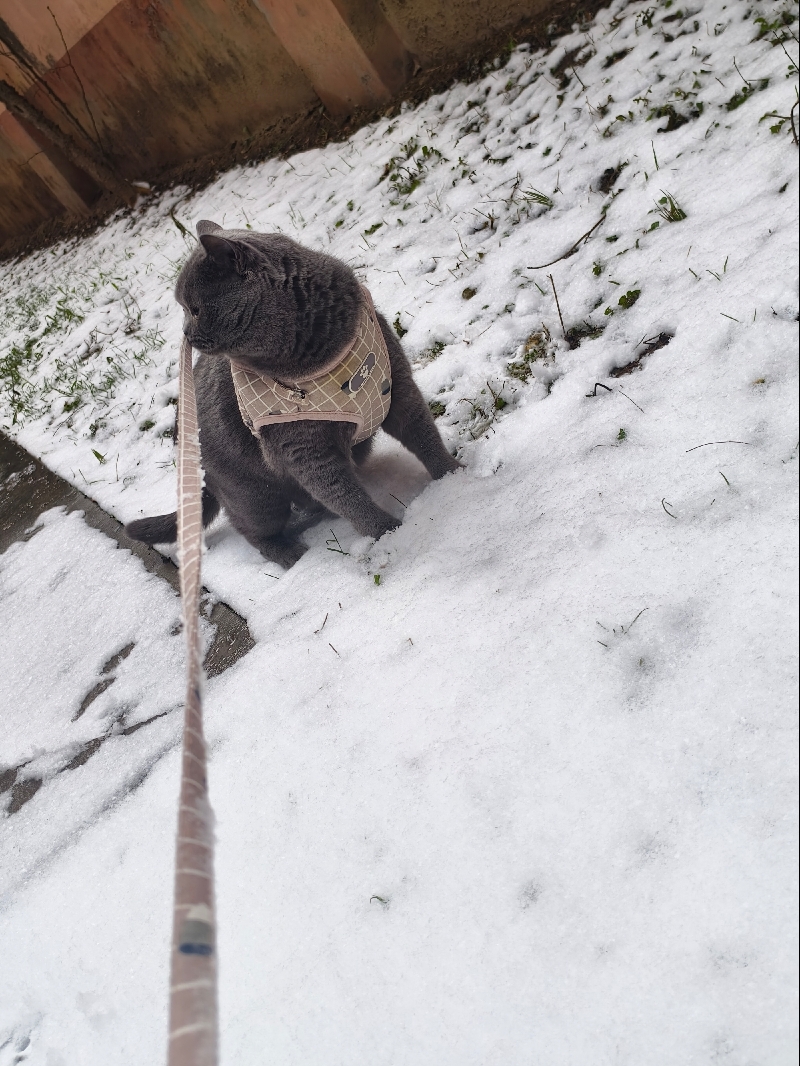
xmin=222 ymin=483 xmax=306 ymax=568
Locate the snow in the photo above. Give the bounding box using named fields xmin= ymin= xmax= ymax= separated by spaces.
xmin=1 ymin=0 xmax=798 ymax=1062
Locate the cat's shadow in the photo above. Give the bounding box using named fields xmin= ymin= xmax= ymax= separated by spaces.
xmin=357 ymin=437 xmax=432 ymax=515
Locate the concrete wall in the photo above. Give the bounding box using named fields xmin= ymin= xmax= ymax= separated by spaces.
xmin=0 ymin=0 xmax=557 ymax=244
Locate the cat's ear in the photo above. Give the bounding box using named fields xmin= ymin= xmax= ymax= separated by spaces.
xmin=196 ymin=219 xmax=222 ymax=237
xmin=199 ymin=233 xmax=240 ymax=271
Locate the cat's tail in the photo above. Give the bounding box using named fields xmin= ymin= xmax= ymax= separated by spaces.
xmin=125 ymin=488 xmax=220 ymax=545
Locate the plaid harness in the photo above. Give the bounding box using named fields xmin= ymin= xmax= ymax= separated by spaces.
xmin=231 ymin=287 xmax=392 ymax=446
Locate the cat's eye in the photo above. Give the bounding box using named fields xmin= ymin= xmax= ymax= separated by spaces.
xmin=190 ymin=307 xmax=200 ymax=318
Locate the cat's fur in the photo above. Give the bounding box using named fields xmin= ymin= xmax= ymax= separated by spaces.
xmin=125 ymin=220 xmax=460 ymax=567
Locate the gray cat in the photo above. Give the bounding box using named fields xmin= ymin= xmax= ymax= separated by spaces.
xmin=125 ymin=220 xmax=460 ymax=568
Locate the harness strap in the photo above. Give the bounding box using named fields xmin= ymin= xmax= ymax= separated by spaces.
xmin=168 ymin=337 xmax=219 ymax=1066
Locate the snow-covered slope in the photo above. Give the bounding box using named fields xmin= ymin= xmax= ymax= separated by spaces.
xmin=1 ymin=0 xmax=797 ymax=1062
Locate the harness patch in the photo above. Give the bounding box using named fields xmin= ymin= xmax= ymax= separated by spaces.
xmin=343 ymin=352 xmax=376 ymax=393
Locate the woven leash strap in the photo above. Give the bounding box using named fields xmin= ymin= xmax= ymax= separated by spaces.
xmin=167 ymin=337 xmax=219 ymax=1066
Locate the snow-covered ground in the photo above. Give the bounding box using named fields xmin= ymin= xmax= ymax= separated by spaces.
xmin=1 ymin=0 xmax=798 ymax=1062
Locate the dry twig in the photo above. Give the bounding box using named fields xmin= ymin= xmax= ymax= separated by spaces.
xmin=527 ymin=215 xmax=605 ymax=270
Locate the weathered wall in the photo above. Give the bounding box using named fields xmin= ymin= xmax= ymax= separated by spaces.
xmin=0 ymin=109 xmax=66 ymax=235
xmin=0 ymin=0 xmax=562 ymax=246
xmin=0 ymin=2 xmax=319 ymax=201
xmin=0 ymin=106 xmax=101 ymax=235
xmin=379 ymin=0 xmax=551 ymax=61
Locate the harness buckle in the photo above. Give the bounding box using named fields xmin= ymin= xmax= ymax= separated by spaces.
xmin=273 ymin=380 xmax=307 ymax=404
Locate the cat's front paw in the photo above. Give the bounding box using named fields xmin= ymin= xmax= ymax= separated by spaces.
xmin=431 ymin=454 xmax=463 ymax=478
xmin=368 ymin=512 xmax=401 ymax=540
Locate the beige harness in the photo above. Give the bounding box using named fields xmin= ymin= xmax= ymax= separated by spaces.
xmin=231 ymin=286 xmax=392 ymax=446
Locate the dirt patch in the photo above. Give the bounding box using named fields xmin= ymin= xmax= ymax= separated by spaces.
xmin=0 ymin=705 xmax=178 ymax=816
xmin=565 ymin=321 xmax=606 ymax=349
xmin=73 ymin=678 xmax=117 ymax=721
xmin=595 ymin=164 xmax=623 ymax=194
xmin=602 ymin=48 xmax=632 ymax=68
xmin=7 ymin=775 xmax=43 ymax=815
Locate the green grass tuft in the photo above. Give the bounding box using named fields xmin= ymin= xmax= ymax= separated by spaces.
xmin=655 ymin=191 xmax=687 ymax=222
xmin=726 ymin=79 xmax=769 ymax=111
xmin=618 ymin=289 xmax=641 ymax=309
xmin=522 ymin=187 xmax=554 ymax=209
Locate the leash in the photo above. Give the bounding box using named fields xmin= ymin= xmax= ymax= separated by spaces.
xmin=167 ymin=337 xmax=219 ymax=1065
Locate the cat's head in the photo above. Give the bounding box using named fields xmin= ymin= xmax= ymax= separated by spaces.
xmin=175 ymin=220 xmax=361 ymax=379
xmin=175 ymin=220 xmax=288 ymax=362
